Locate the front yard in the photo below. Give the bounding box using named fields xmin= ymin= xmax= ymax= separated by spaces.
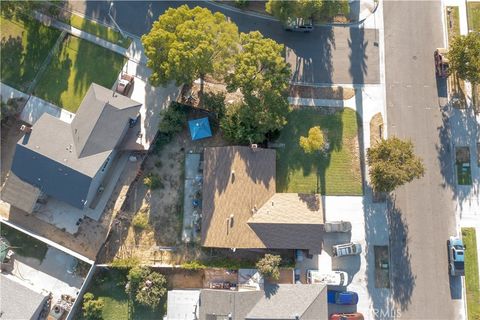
xmin=34 ymin=35 xmax=125 ymax=112
xmin=0 ymin=15 xmax=61 ymax=91
xmin=276 ymin=107 xmax=363 ymax=195
xmin=462 ymin=228 xmax=480 ymax=320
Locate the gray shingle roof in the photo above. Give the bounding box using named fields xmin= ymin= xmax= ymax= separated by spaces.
xmin=71 ymin=83 xmax=142 ymax=158
xmin=0 ymin=274 xmax=47 ymax=320
xmin=11 ymin=83 xmax=141 ymax=209
xmin=198 ymin=284 xmax=327 ymax=320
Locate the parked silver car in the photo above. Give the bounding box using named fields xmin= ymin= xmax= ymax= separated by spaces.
xmin=332 ymin=242 xmax=362 ymax=257
xmin=284 ymin=18 xmax=314 ymax=32
xmin=325 ymin=221 xmax=352 ymax=233
xmin=307 ymin=270 xmax=348 ymax=286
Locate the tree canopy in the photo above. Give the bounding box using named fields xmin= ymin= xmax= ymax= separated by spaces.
xmin=82 ymin=293 xmax=104 ymax=320
xmin=448 ymin=33 xmax=480 ymax=84
xmin=256 ymin=254 xmax=281 ymax=280
xmin=226 ymin=31 xmax=290 ymax=97
xmin=142 ymin=5 xmax=239 ymax=86
xmin=126 ymin=266 xmax=167 ymax=309
xmin=299 ymin=126 xmax=326 ymax=153
xmin=265 ymin=0 xmax=348 ymax=22
xmin=367 ymin=137 xmax=425 ymax=193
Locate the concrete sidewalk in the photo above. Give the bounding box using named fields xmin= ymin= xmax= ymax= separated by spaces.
xmin=34 ymin=11 xmax=146 ymax=64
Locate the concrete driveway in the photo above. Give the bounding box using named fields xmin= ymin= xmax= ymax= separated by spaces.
xmin=68 ymin=0 xmax=380 ymax=85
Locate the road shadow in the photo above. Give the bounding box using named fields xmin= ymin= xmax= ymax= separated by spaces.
xmin=388 ymin=196 xmax=416 ymax=311
xmin=437 ymin=105 xmax=480 ymax=218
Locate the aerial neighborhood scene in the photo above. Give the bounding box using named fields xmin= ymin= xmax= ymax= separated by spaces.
xmin=0 ymin=0 xmax=479 ymax=319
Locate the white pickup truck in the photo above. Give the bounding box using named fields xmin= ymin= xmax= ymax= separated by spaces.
xmin=307 ymin=270 xmax=348 ymax=286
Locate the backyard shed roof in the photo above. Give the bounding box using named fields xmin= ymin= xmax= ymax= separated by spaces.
xmin=199 ymin=284 xmax=327 ymax=320
xmin=0 ymin=273 xmax=48 ymax=320
xmin=167 ymin=290 xmax=200 ymax=320
xmin=0 ymin=172 xmax=41 ymax=213
xmin=188 ymin=117 xmax=212 ymax=140
xmin=201 ymin=147 xmax=324 ymax=253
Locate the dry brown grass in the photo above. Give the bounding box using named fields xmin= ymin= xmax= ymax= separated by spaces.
xmin=369 ymin=112 xmax=384 ymax=147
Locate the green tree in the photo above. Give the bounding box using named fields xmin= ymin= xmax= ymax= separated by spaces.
xmin=0 ymin=1 xmax=38 ymax=19
xmin=299 ymin=126 xmax=325 ymax=153
xmin=256 ymin=254 xmax=281 ymax=280
xmin=158 ymin=102 xmax=187 ymax=136
xmin=82 ymin=292 xmax=104 ymax=320
xmin=126 ymin=266 xmax=167 ymax=309
xmin=367 ymin=137 xmax=425 ymax=193
xmin=226 ymin=31 xmax=291 ymax=97
xmin=142 ymin=5 xmax=239 ymax=87
xmin=203 ymin=92 xmax=226 ymax=121
xmin=265 ymin=0 xmax=299 ymax=22
xmin=221 ymin=92 xmax=289 ymax=144
xmin=448 ymin=33 xmax=480 ymax=85
xmin=266 ymin=0 xmax=348 ymax=22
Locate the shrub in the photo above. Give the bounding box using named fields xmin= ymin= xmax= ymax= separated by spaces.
xmin=158 ymin=102 xmax=188 ymax=136
xmin=154 ymin=161 xmax=163 ymax=168
xmin=126 ymin=266 xmax=167 ymax=309
xmin=110 ymin=257 xmax=140 ymax=269
xmin=82 ymin=292 xmax=104 ymax=320
xmin=256 ymin=254 xmax=281 ymax=280
xmin=299 ymin=126 xmax=326 ymax=154
xmin=181 ymin=260 xmax=207 ymax=270
xmin=203 ymin=92 xmax=226 ymax=120
xmin=143 ymin=173 xmax=163 ymax=190
xmin=132 ymin=212 xmax=149 ymax=230
xmin=234 ymin=0 xmax=249 ymax=8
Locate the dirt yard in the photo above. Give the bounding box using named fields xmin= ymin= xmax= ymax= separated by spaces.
xmin=101 ymin=114 xmax=229 ymax=265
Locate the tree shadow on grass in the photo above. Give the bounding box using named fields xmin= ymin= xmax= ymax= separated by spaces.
xmin=0 ymin=35 xmax=23 ymax=87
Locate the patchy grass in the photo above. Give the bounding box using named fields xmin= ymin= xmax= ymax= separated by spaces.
xmin=0 ymin=222 xmax=48 ymax=262
xmin=69 ymin=14 xmax=131 ymax=48
xmin=446 ymin=6 xmax=460 ymax=43
xmin=467 ymin=2 xmax=480 ymax=32
xmin=0 ymin=15 xmax=61 ymax=91
xmin=34 ymin=35 xmax=125 ymax=112
xmin=84 ymin=268 xmax=165 ymax=320
xmin=462 ymin=228 xmax=480 ymax=320
xmin=276 ymin=107 xmax=362 ymax=195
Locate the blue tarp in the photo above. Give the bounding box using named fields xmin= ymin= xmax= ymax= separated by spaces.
xmin=188 ymin=117 xmax=212 ymax=140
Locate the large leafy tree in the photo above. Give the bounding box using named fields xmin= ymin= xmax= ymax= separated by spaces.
xmin=142 ymin=5 xmax=239 ymax=86
xmin=221 ymin=31 xmax=290 ymax=144
xmin=265 ymin=0 xmax=348 ymax=22
xmin=226 ymin=31 xmax=290 ymax=97
xmin=367 ymin=137 xmax=425 ymax=193
xmin=82 ymin=293 xmax=104 ymax=320
xmin=448 ymin=33 xmax=480 ymax=85
xmin=221 ymin=91 xmax=289 ymax=144
xmin=126 ymin=266 xmax=167 ymax=309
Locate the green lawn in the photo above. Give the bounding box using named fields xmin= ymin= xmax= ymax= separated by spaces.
xmin=276 ymin=107 xmax=363 ymax=195
xmin=34 ymin=35 xmax=125 ymax=112
xmin=446 ymin=6 xmax=460 ymax=42
xmin=0 ymin=222 xmax=48 ymax=262
xmin=461 ymin=228 xmax=480 ymax=320
xmin=0 ymin=15 xmax=61 ymax=91
xmin=69 ymin=14 xmax=131 ymax=48
xmin=467 ymin=2 xmax=480 ymax=32
xmin=83 ymin=268 xmax=164 ymax=320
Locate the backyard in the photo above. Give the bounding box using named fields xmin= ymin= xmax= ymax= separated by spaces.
xmin=34 ymin=35 xmax=125 ymax=112
xmin=0 ymin=15 xmax=61 ymax=91
xmin=461 ymin=228 xmax=480 ymax=320
xmin=82 ymin=268 xmax=164 ymax=320
xmin=275 ymin=107 xmax=363 ymax=195
xmin=0 ymin=222 xmax=48 ymax=262
xmin=467 ymin=2 xmax=480 ymax=32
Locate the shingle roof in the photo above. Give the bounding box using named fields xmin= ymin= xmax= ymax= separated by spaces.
xmin=71 ymin=83 xmax=142 ymax=158
xmin=10 ymin=83 xmax=142 ymax=209
xmin=201 ymin=146 xmax=276 ymax=249
xmin=198 ymin=284 xmax=327 ymax=320
xmin=201 ymin=147 xmax=324 ymax=253
xmin=0 ymin=274 xmax=47 ymax=320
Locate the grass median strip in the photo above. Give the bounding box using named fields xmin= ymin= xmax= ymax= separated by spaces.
xmin=467 ymin=2 xmax=480 ymax=32
xmin=69 ymin=14 xmax=131 ymax=48
xmin=462 ymin=227 xmax=480 ymax=320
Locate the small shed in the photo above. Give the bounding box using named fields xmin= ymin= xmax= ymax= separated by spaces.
xmin=188 ymin=117 xmax=212 ymax=141
xmin=166 ymin=290 xmax=200 ymax=320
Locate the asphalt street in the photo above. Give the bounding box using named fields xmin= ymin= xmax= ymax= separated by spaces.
xmin=384 ymin=2 xmax=463 ymax=319
xmin=68 ymin=0 xmax=379 ymax=85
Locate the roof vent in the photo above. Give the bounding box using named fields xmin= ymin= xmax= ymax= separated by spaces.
xmin=271 ymin=201 xmax=274 ymax=206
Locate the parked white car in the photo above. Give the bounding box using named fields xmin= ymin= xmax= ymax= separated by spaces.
xmin=307 ymin=270 xmax=348 ymax=286
xmin=332 ymin=242 xmax=362 ymax=257
xmin=324 ymin=221 xmax=352 ymax=233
